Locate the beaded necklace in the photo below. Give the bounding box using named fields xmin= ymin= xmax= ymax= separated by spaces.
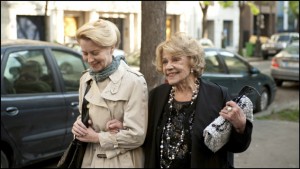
xmin=160 ymin=79 xmax=200 ymax=168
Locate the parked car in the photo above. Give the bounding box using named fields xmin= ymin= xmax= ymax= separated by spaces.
xmin=199 ymin=38 xmax=215 ymax=48
xmin=202 ymin=48 xmax=277 ymax=113
xmin=127 ymin=47 xmax=277 ymax=113
xmin=65 ymin=42 xmax=126 ymax=58
xmin=1 ymin=39 xmax=88 ymax=168
xmin=270 ymin=41 xmax=299 ymax=86
xmin=261 ymin=32 xmax=299 ymax=60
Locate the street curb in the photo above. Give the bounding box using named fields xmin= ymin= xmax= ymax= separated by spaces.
xmin=246 ymin=57 xmax=270 ymax=62
xmin=254 ymin=100 xmax=299 ymax=118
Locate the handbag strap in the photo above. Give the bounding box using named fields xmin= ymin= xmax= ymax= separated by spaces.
xmin=81 ymin=80 xmax=92 ymax=127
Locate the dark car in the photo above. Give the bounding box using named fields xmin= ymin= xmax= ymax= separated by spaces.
xmin=202 ymin=48 xmax=277 ymax=113
xmin=126 ymin=47 xmax=277 ymax=113
xmin=261 ymin=32 xmax=299 ymax=60
xmin=270 ymin=41 xmax=299 ymax=86
xmin=1 ymin=39 xmax=88 ymax=168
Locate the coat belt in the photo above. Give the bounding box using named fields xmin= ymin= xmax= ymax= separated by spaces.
xmin=97 ymin=154 xmax=107 ymax=158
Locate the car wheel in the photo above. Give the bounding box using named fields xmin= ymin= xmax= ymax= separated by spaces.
xmin=256 ymin=87 xmax=269 ymax=112
xmin=274 ymin=79 xmax=283 ymax=87
xmin=1 ymin=150 xmax=9 ymax=168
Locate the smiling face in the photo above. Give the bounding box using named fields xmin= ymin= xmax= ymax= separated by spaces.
xmin=79 ymin=39 xmax=113 ymax=72
xmin=162 ymin=51 xmax=192 ymax=85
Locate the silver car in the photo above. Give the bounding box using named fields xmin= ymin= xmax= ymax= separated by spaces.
xmin=270 ymin=41 xmax=299 ymax=86
xmin=261 ymin=32 xmax=299 ymax=60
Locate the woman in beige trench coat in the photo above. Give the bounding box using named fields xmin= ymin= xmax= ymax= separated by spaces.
xmin=71 ymin=19 xmax=148 ymax=168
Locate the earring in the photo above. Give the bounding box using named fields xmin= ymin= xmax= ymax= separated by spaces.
xmin=191 ymin=69 xmax=194 ymax=73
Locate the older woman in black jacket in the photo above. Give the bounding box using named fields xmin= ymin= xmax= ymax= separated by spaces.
xmin=143 ymin=32 xmax=253 ymax=168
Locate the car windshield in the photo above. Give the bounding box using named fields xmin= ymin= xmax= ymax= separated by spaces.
xmin=277 ymin=35 xmax=290 ymax=42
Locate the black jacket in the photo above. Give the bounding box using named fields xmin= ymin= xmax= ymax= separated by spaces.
xmin=143 ymin=78 xmax=253 ymax=168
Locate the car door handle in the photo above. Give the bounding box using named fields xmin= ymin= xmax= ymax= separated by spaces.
xmin=70 ymin=102 xmax=79 ymax=107
xmin=6 ymin=107 xmax=19 ymax=116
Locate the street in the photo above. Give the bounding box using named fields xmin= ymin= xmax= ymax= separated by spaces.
xmin=234 ymin=58 xmax=299 ymax=168
xmin=249 ymin=58 xmax=299 ymax=117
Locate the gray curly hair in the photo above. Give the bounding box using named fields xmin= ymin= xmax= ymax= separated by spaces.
xmin=155 ymin=32 xmax=206 ymax=77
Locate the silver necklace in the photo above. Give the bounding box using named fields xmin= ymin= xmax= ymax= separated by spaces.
xmin=160 ymin=79 xmax=200 ymax=168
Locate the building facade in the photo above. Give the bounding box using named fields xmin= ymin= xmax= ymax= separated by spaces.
xmin=1 ymin=1 xmax=242 ymax=53
xmin=2 ymin=1 xmax=295 ymax=54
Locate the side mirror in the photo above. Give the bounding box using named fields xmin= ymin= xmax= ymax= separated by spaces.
xmin=250 ymin=67 xmax=260 ymax=74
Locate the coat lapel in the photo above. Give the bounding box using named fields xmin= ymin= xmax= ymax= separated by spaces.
xmin=85 ymin=61 xmax=127 ymax=108
xmin=85 ymin=79 xmax=108 ymax=108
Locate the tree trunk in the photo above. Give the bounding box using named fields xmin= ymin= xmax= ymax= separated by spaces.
xmin=140 ymin=1 xmax=166 ymax=91
xmin=202 ymin=8 xmax=208 ymax=38
xmin=199 ymin=3 xmax=208 ymax=38
xmin=44 ymin=1 xmax=48 ymax=41
xmin=238 ymin=1 xmax=245 ymax=55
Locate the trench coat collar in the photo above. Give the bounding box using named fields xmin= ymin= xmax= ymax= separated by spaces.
xmin=83 ymin=61 xmax=127 ymax=104
xmin=82 ymin=61 xmax=126 ymax=85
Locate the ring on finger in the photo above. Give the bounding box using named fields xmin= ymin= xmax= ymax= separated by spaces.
xmin=226 ymin=106 xmax=232 ymax=112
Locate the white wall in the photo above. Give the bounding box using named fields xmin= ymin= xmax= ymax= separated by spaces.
xmin=167 ymin=1 xmax=240 ymax=51
xmin=1 ymin=1 xmax=241 ymax=52
xmin=207 ymin=2 xmax=240 ymax=51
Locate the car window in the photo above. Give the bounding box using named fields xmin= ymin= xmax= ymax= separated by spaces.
xmin=3 ymin=56 xmax=20 ymax=94
xmin=204 ymin=50 xmax=224 ymax=73
xmin=277 ymin=35 xmax=290 ymax=42
xmin=291 ymin=36 xmax=299 ymax=42
xmin=52 ymin=50 xmax=86 ymax=92
xmin=220 ymin=51 xmax=248 ymax=75
xmin=4 ymin=50 xmax=54 ymax=94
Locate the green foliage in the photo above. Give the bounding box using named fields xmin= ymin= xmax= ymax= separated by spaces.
xmin=219 ymin=1 xmax=234 ymax=8
xmin=289 ymin=1 xmax=299 ymax=17
xmin=247 ymin=2 xmax=260 ymax=16
xmin=256 ymin=108 xmax=299 ymax=122
xmin=200 ymin=1 xmax=213 ymax=6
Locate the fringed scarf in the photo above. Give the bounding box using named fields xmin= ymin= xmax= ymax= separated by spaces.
xmin=89 ymin=55 xmax=123 ymax=82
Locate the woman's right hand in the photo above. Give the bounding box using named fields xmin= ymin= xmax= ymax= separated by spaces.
xmin=106 ymin=119 xmax=123 ymax=134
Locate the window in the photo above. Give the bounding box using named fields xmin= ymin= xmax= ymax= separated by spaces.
xmin=52 ymin=50 xmax=86 ymax=92
xmin=17 ymin=15 xmax=45 ymax=40
xmin=4 ymin=50 xmax=54 ymax=94
xmin=223 ymin=21 xmax=233 ymax=47
xmin=220 ymin=51 xmax=248 ymax=74
xmin=204 ymin=51 xmax=224 ymax=73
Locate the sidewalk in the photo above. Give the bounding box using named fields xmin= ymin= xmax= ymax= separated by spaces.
xmin=234 ymin=120 xmax=299 ymax=168
xmin=234 ymin=101 xmax=299 ymax=168
xmin=236 ymin=56 xmax=299 ymax=168
xmin=245 ymin=56 xmax=269 ymax=62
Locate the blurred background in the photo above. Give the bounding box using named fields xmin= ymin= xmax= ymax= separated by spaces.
xmin=1 ymin=1 xmax=298 ymax=57
xmin=1 ymin=1 xmax=299 ymax=168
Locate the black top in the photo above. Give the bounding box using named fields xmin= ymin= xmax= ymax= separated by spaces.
xmin=159 ymin=100 xmax=195 ymax=168
xmin=143 ymin=78 xmax=253 ymax=168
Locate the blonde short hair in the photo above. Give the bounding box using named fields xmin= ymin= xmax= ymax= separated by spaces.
xmin=155 ymin=32 xmax=206 ymax=77
xmin=76 ymin=19 xmax=120 ymax=48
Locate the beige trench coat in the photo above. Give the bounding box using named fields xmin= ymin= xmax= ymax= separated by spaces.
xmin=78 ymin=61 xmax=148 ymax=168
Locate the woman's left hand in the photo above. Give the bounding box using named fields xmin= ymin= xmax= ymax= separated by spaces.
xmin=219 ymin=100 xmax=247 ymax=133
xmin=106 ymin=119 xmax=123 ymax=134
